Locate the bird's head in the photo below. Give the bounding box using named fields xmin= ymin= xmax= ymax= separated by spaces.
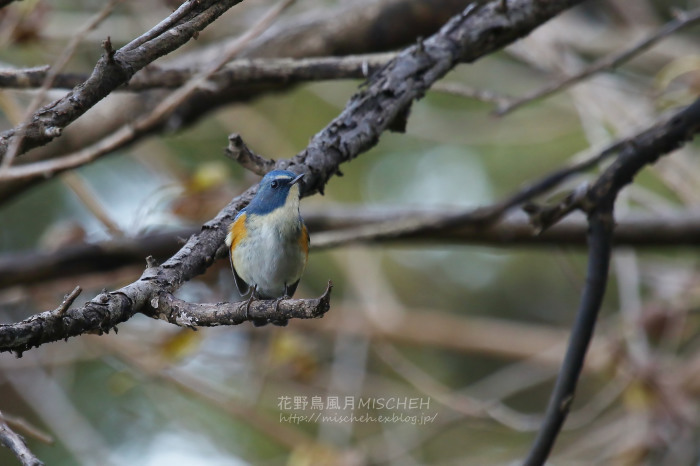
xmin=246 ymin=170 xmax=304 ymax=215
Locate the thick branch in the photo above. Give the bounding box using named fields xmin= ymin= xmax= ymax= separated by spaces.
xmin=0 ymin=0 xmax=585 ymax=353
xmin=283 ymin=0 xmax=587 ymax=194
xmin=0 ymin=0 xmax=243 ymax=161
xmin=4 ymin=209 xmax=700 ymax=290
xmin=149 ymin=281 xmax=332 ymax=327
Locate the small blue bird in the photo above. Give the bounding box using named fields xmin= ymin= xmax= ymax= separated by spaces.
xmin=226 ymin=170 xmax=309 ymax=325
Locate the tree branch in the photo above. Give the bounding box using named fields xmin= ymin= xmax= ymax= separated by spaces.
xmin=0 ymin=411 xmax=44 ymax=466
xmin=526 ymin=97 xmax=700 ymax=231
xmin=149 ymin=281 xmax=333 ymax=328
xmin=4 ymin=209 xmax=700 ymax=290
xmin=495 ymin=7 xmax=700 ymax=116
xmin=523 ymin=207 xmax=614 ymax=465
xmin=0 ymin=0 xmax=586 ymax=354
xmin=0 ymin=54 xmax=395 ymax=91
xmin=0 ymin=0 xmax=244 ymax=161
xmin=523 ymin=97 xmax=700 ymax=465
xmin=0 ymin=0 xmax=295 ymax=184
xmin=224 ymin=133 xmax=276 ymax=176
xmin=0 ymin=0 xmax=477 ymax=203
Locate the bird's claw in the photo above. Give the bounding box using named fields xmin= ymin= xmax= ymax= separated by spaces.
xmin=270 ymin=295 xmax=290 ymax=326
xmin=244 ymin=289 xmax=257 ymax=321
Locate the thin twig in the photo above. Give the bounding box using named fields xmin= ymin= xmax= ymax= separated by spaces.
xmin=0 ymin=410 xmax=44 ymax=466
xmin=431 ymin=81 xmax=513 ymax=105
xmin=0 ymin=54 xmax=396 ymax=91
xmin=1 ymin=414 xmax=53 ymax=445
xmin=496 ymin=8 xmax=700 ymax=116
xmin=60 ymin=172 xmax=123 ymax=237
xmin=121 ymin=0 xmax=198 ymax=52
xmin=224 ymin=133 xmax=276 ymax=175
xmin=56 ymin=286 xmax=82 ymax=315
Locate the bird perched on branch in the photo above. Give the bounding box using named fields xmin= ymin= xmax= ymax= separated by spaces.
xmin=226 ymin=170 xmax=309 ymax=326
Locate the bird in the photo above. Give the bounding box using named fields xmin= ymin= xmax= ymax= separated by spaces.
xmin=225 ymin=170 xmax=309 ymax=326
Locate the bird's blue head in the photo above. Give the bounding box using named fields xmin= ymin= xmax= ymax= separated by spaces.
xmin=246 ymin=170 xmax=304 ymax=215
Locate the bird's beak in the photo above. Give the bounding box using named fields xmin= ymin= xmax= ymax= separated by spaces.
xmin=290 ymin=173 xmax=304 ymax=186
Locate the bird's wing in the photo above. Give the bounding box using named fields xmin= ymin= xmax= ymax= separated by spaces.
xmin=228 ymin=211 xmax=251 ymax=296
xmin=299 ymin=221 xmax=310 ymax=260
xmin=230 ymin=256 xmax=250 ymax=296
xmin=285 ymin=279 xmax=300 ymax=298
xmin=285 ymin=222 xmax=309 ymax=298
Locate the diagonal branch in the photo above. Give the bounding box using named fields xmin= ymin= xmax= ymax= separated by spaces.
xmin=523 ymin=97 xmax=700 ymax=464
xmin=526 ymin=97 xmax=700 ymax=231
xmin=0 ymin=0 xmax=586 ymax=354
xmin=0 ymin=0 xmax=295 ymax=184
xmin=0 ymin=0 xmax=244 ymax=162
xmin=0 ymin=410 xmax=44 ymax=466
xmin=496 ymin=7 xmax=700 ymax=116
xmin=523 ymin=207 xmax=614 ymax=465
xmin=0 ymin=0 xmax=124 ymax=173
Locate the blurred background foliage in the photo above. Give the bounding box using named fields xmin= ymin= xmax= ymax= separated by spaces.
xmin=1 ymin=0 xmax=700 ymax=464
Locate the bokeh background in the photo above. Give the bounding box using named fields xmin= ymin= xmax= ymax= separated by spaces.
xmin=1 ymin=0 xmax=700 ymax=464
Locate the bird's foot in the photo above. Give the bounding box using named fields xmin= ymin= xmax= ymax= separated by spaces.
xmin=244 ymin=289 xmax=257 ymax=321
xmin=270 ymin=295 xmax=290 ymax=327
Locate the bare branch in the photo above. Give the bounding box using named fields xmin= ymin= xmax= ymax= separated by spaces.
xmin=524 ymin=207 xmax=614 ymax=465
xmin=0 ymin=411 xmax=44 ymax=466
xmin=0 ymin=0 xmax=295 ymax=184
xmin=496 ymin=7 xmax=700 ymax=116
xmin=0 ymin=0 xmax=478 ymax=203
xmin=0 ymin=54 xmax=395 ymax=91
xmin=0 ymin=0 xmax=124 ymax=173
xmin=149 ymin=281 xmax=333 ymax=327
xmin=0 ymin=0 xmax=586 ymax=353
xmin=526 ymin=97 xmax=700 ymax=231
xmin=225 ymin=133 xmax=276 ymax=176
xmin=4 ymin=208 xmax=700 ymax=290
xmin=524 ymin=98 xmax=700 ymax=465
xmin=0 ymin=0 xmax=245 ymax=161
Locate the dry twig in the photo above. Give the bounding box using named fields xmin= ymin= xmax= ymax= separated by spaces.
xmin=495 ymin=7 xmax=700 ymax=115
xmin=0 ymin=410 xmax=44 ymax=466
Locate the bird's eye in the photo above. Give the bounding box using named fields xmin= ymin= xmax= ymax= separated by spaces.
xmin=270 ymin=180 xmax=279 ymax=189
